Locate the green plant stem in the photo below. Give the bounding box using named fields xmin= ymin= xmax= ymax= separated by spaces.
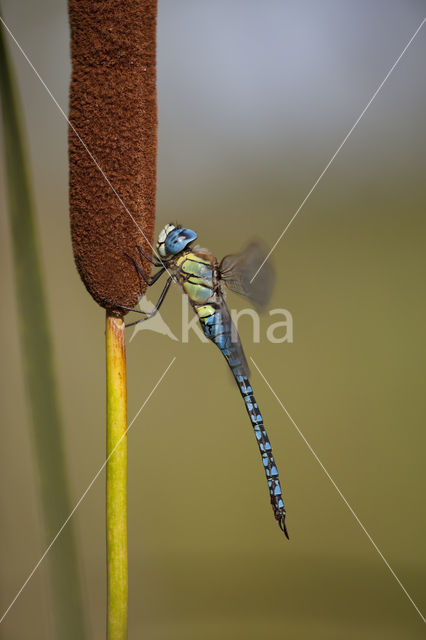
xmin=106 ymin=313 xmax=128 ymax=640
xmin=0 ymin=17 xmax=86 ymax=639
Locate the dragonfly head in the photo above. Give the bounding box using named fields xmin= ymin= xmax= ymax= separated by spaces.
xmin=157 ymin=224 xmax=197 ymax=258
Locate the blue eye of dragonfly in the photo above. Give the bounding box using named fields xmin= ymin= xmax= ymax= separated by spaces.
xmin=156 ymin=224 xmax=198 ymax=258
xmin=165 ymin=227 xmax=197 ymax=255
xmin=127 ymin=225 xmax=287 ymax=537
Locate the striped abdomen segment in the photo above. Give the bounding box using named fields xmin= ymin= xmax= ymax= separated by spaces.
xmin=198 ymin=304 xmax=288 ymax=537
xmin=198 ymin=305 xmax=247 ymax=374
xmin=235 ymin=374 xmax=288 ymax=538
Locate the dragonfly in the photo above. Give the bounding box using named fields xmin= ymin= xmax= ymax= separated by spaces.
xmin=125 ymin=223 xmax=289 ymax=538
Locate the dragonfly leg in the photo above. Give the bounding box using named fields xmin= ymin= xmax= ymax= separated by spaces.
xmin=125 ymin=251 xmax=166 ymax=287
xmin=125 ymin=276 xmax=172 ymax=327
xmin=136 ymin=244 xmax=164 ymax=268
xmin=148 ymin=267 xmax=167 ymax=285
xmin=119 ymin=305 xmax=151 ymax=315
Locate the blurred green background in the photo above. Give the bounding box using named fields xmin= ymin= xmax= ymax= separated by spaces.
xmin=1 ymin=1 xmax=425 ymax=638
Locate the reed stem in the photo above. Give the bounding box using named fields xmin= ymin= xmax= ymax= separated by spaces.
xmin=106 ymin=313 xmax=128 ymax=640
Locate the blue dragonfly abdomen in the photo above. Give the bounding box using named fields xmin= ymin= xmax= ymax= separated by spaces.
xmin=235 ymin=374 xmax=288 ymax=536
xmin=197 ymin=299 xmax=288 ymax=537
xmin=173 ymin=250 xmax=288 ymax=536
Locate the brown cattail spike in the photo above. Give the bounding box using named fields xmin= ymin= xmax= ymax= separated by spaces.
xmin=68 ymin=0 xmax=158 ymax=313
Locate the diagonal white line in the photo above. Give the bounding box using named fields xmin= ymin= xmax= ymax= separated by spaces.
xmin=250 ymin=17 xmax=426 ymax=284
xmin=0 ymin=357 xmax=176 ymax=625
xmin=0 ymin=15 xmax=170 ymax=277
xmin=249 ymin=356 xmax=426 ymax=624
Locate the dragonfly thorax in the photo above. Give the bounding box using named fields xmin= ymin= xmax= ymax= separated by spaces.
xmin=157 ymin=223 xmax=198 ymax=258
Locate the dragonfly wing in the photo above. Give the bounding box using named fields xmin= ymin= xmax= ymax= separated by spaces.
xmin=219 ymin=242 xmax=275 ymax=312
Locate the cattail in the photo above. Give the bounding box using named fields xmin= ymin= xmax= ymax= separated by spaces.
xmin=69 ymin=0 xmax=157 ymax=312
xmin=68 ymin=2 xmax=158 ymax=638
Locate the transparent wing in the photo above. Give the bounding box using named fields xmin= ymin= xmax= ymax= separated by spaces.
xmin=219 ymin=242 xmax=275 ymax=312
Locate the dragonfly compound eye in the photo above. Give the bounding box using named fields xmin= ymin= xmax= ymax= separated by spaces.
xmin=164 ymin=227 xmax=197 ymax=256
